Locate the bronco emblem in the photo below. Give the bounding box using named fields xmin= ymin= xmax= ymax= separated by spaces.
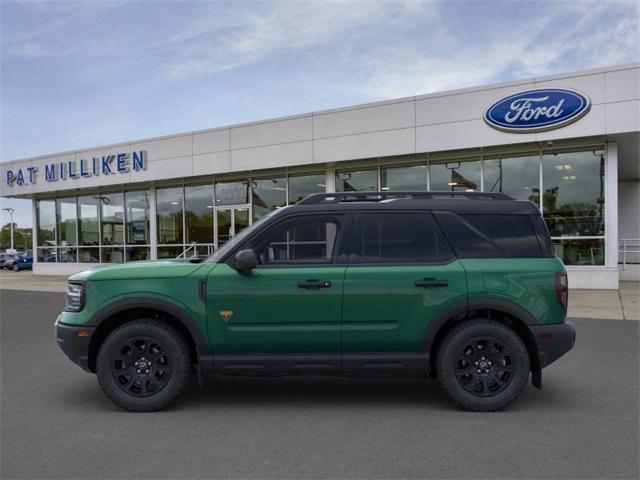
xmin=219 ymin=310 xmax=234 ymax=321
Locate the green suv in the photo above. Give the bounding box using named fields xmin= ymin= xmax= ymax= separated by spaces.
xmin=55 ymin=191 xmax=575 ymax=412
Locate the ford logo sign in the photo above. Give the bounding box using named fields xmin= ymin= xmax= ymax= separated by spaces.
xmin=484 ymin=88 xmax=591 ymax=133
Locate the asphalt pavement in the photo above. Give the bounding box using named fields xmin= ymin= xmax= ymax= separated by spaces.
xmin=1 ymin=289 xmax=638 ymax=479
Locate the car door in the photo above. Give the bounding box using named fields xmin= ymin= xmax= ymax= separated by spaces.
xmin=207 ymin=213 xmax=349 ymax=368
xmin=341 ymin=211 xmax=467 ymax=372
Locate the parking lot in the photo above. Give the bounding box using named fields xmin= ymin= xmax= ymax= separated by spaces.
xmin=1 ymin=288 xmax=638 ymax=479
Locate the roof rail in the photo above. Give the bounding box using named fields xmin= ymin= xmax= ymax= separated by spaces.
xmin=297 ymin=191 xmax=513 ymax=205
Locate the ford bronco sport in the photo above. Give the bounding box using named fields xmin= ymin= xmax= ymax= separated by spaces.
xmin=55 ymin=191 xmax=575 ymax=412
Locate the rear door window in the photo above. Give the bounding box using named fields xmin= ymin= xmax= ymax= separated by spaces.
xmin=353 ymin=212 xmax=454 ymax=263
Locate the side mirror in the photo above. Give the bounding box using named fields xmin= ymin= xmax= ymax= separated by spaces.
xmin=233 ymin=249 xmax=258 ymax=273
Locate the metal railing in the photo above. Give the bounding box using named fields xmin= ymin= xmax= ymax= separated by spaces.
xmin=619 ymin=238 xmax=640 ymax=268
xmin=176 ymin=243 xmax=215 ymax=259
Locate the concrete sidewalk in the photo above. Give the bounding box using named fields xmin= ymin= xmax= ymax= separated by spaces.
xmin=1 ymin=270 xmax=638 ymax=320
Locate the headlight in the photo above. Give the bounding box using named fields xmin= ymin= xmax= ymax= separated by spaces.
xmin=65 ymin=282 xmax=85 ymax=312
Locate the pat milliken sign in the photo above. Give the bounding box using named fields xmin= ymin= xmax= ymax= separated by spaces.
xmin=484 ymin=88 xmax=591 ymax=133
xmin=5 ymin=151 xmax=147 ymax=187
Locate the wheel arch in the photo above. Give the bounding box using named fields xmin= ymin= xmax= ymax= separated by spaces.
xmin=423 ymin=299 xmax=542 ymax=387
xmin=87 ymin=298 xmax=212 ymax=374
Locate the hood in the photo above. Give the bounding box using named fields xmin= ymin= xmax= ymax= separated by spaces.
xmin=69 ymin=259 xmax=207 ymax=281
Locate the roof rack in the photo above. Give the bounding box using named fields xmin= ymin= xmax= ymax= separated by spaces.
xmin=297 ymin=191 xmax=513 ymax=205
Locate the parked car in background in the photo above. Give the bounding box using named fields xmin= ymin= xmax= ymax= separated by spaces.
xmin=12 ymin=251 xmax=33 ymax=271
xmin=2 ymin=253 xmax=17 ymax=270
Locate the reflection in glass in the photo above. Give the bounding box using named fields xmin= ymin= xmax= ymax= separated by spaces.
xmin=125 ymin=191 xmax=150 ymax=245
xmin=553 ymin=238 xmax=604 ymax=265
xmin=381 ymin=164 xmax=428 ymax=191
xmin=37 ymin=200 xmax=56 ymax=246
xmin=56 ymin=198 xmax=77 ymax=246
xmin=542 ymin=150 xmax=605 ymax=237
xmin=102 ymin=247 xmax=124 ymax=263
xmin=101 ymin=193 xmax=124 ymax=245
xmin=216 ymin=209 xmax=232 ymax=247
xmin=252 ymin=177 xmax=286 ymax=221
xmin=234 ymin=208 xmax=249 ymax=237
xmin=126 ymin=246 xmax=150 ymax=262
xmin=59 ymin=246 xmax=77 ymax=263
xmin=215 ymin=181 xmax=248 ymax=206
xmin=336 ymin=169 xmax=378 ymax=192
xmin=37 ymin=247 xmax=57 ymax=262
xmin=483 ymin=155 xmax=540 ymax=203
xmin=157 ymin=187 xmax=183 ymax=244
xmin=78 ymin=196 xmax=100 ymax=246
xmin=430 ymin=160 xmax=480 ymax=191
xmin=185 ymin=184 xmax=214 ymax=244
xmin=157 ymin=246 xmax=183 ymax=259
xmin=288 ymin=173 xmax=325 ymax=204
xmin=78 ymin=247 xmax=100 ymax=263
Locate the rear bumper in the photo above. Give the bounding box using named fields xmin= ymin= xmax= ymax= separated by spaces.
xmin=55 ymin=316 xmax=95 ymax=373
xmin=530 ymin=321 xmax=576 ymax=368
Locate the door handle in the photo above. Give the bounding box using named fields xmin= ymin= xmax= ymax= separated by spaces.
xmin=297 ymin=280 xmax=332 ymax=289
xmin=415 ymin=278 xmax=448 ymax=287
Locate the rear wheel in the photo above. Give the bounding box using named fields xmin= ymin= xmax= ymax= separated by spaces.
xmin=436 ymin=319 xmax=529 ymax=412
xmin=96 ymin=319 xmax=191 ymax=412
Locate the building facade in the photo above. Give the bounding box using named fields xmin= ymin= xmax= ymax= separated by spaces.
xmin=2 ymin=63 xmax=639 ymax=289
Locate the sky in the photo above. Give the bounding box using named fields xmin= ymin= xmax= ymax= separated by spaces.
xmin=1 ymin=0 xmax=639 ymax=228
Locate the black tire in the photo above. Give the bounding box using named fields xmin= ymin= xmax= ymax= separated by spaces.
xmin=12 ymin=263 xmax=19 ymax=272
xmin=436 ymin=319 xmax=529 ymax=412
xmin=96 ymin=319 xmax=191 ymax=412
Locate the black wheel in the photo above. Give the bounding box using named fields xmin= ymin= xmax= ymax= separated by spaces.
xmin=436 ymin=319 xmax=529 ymax=412
xmin=13 ymin=263 xmax=19 ymax=272
xmin=96 ymin=319 xmax=191 ymax=412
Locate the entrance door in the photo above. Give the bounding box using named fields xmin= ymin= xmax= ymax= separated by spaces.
xmin=216 ymin=207 xmax=250 ymax=248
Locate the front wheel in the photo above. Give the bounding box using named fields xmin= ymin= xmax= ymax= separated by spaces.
xmin=12 ymin=263 xmax=19 ymax=272
xmin=96 ymin=319 xmax=191 ymax=412
xmin=436 ymin=319 xmax=530 ymax=412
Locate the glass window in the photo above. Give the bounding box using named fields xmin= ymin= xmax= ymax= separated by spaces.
xmin=78 ymin=196 xmax=100 ymax=246
xmin=336 ymin=169 xmax=378 ymax=192
xmin=553 ymin=239 xmax=604 ymax=266
xmin=37 ymin=246 xmax=57 ymax=262
xmin=157 ymin=187 xmax=183 ymax=244
xmin=58 ymin=246 xmax=77 ymax=263
xmin=157 ymin=246 xmax=183 ymax=259
xmin=185 ymin=184 xmax=214 ymax=244
xmin=434 ymin=212 xmax=501 ymax=258
xmin=252 ymin=177 xmax=286 ymax=221
xmin=356 ymin=213 xmax=453 ymax=263
xmin=483 ymin=155 xmax=540 ymax=203
xmin=125 ymin=191 xmax=150 ymax=245
xmin=381 ymin=164 xmax=428 ymax=191
xmin=78 ymin=247 xmax=100 ymax=263
xmin=101 ymin=246 xmax=124 ymax=263
xmin=430 ymin=159 xmax=480 ymax=192
xmin=256 ymin=217 xmax=340 ymax=264
xmin=288 ymin=173 xmax=325 ymax=204
xmin=126 ymin=246 xmax=151 ymax=262
xmin=56 ymin=198 xmax=77 ymax=246
xmin=542 ymin=150 xmax=605 ymax=237
xmin=100 ymin=193 xmax=124 ymax=245
xmin=215 ymin=181 xmax=248 ymax=206
xmin=36 ymin=200 xmax=56 ymax=246
xmin=461 ymin=215 xmax=542 ymax=258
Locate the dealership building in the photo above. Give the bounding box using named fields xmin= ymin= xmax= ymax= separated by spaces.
xmin=1 ymin=63 xmax=638 ymax=289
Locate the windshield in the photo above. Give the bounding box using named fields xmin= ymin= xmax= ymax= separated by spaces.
xmin=206 ymin=207 xmax=286 ymax=263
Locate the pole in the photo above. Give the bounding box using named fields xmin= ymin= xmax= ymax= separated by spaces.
xmin=2 ymin=208 xmax=15 ymax=251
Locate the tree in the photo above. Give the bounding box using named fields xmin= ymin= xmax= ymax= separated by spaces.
xmin=0 ymin=223 xmax=32 ymax=251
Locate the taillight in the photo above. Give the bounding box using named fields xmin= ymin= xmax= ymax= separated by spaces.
xmin=555 ymin=272 xmax=568 ymax=310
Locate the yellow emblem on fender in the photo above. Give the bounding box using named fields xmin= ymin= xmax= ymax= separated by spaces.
xmin=220 ymin=310 xmax=234 ymax=322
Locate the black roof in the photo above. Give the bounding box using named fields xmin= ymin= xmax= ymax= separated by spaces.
xmin=288 ymin=191 xmax=540 ymax=215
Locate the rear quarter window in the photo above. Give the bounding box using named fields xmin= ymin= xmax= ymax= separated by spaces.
xmin=434 ymin=212 xmax=542 ymax=258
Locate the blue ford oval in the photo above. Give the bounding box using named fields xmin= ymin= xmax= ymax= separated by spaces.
xmin=484 ymin=88 xmax=591 ymax=132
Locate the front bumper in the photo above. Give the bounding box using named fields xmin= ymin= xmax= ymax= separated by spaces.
xmin=55 ymin=316 xmax=95 ymax=373
xmin=530 ymin=321 xmax=576 ymax=368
